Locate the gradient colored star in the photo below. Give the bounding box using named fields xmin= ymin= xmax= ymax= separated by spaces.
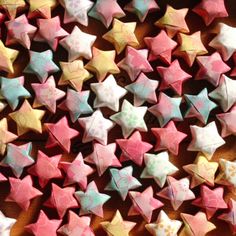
xmin=0 ymin=0 xmax=25 ymax=19
xmin=0 ymin=211 xmax=16 ymax=236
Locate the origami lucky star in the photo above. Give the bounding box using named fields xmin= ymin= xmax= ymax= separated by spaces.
xmin=157 ymin=59 xmax=192 ymax=95
xmin=0 ymin=76 xmax=31 ymax=110
xmin=5 ymin=14 xmax=37 ymax=49
xmin=60 ymin=26 xmax=96 ymax=61
xmin=145 ymin=210 xmax=182 ymax=236
xmin=0 ymin=173 xmax=7 ymax=182
xmin=116 ymin=131 xmax=153 ymax=166
xmin=25 ymin=210 xmax=62 ymax=236
xmin=6 ymin=175 xmax=42 ymax=211
xmin=84 ymin=142 xmax=121 ymax=176
xmin=195 ymin=52 xmax=230 ymax=86
xmin=151 ymin=121 xmax=187 ymax=156
xmin=141 ymin=152 xmax=178 ymax=188
xmin=188 ymin=121 xmax=225 ymax=159
xmin=231 ymin=53 xmax=236 ymax=76
xmin=183 ymin=153 xmax=218 ymax=188
xmin=118 ymin=47 xmax=153 ymax=81
xmin=144 ymin=30 xmax=177 ymax=64
xmin=58 ymin=88 xmax=93 ymax=123
xmin=209 ymin=75 xmax=236 ymax=112
xmin=85 ymin=47 xmax=120 ymax=82
xmin=58 ymin=210 xmax=95 ymax=236
xmin=59 ymin=60 xmax=92 ymax=91
xmin=27 ymin=150 xmax=62 ymax=188
xmin=110 ymin=99 xmax=147 ymax=138
xmin=0 ymin=211 xmax=16 ymax=236
xmin=174 ymin=31 xmax=208 ymax=67
xmin=125 ymin=73 xmax=158 ymax=106
xmin=78 ymin=110 xmax=114 ymax=145
xmin=209 ymin=23 xmax=236 ymax=61
xmin=59 ymin=0 xmax=93 ymax=26
xmin=88 ymin=0 xmax=125 ymax=28
xmin=0 ymin=142 xmax=34 ymax=178
xmin=157 ymin=176 xmax=195 ymax=210
xmin=32 ymin=76 xmax=65 ymax=113
xmin=184 ymin=88 xmax=217 ymax=124
xmin=124 ymin=0 xmax=159 ymax=22
xmin=192 ymin=185 xmax=227 ymax=219
xmin=44 ymin=116 xmax=79 ymax=153
xmin=44 ymin=183 xmax=78 ymax=218
xmin=180 ymin=212 xmax=216 ymax=236
xmin=155 ymin=5 xmax=189 ymax=37
xmin=105 ymin=166 xmax=141 ymax=201
xmin=24 ymin=50 xmax=60 ymax=83
xmin=34 ymin=16 xmax=68 ymax=51
xmin=217 ymin=105 xmax=236 ymax=137
xmin=60 ymin=152 xmax=94 ymax=189
xmin=128 ymin=186 xmax=163 ymax=222
xmin=74 ymin=181 xmax=111 ymax=217
xmin=9 ymin=100 xmax=45 ymax=136
xmin=101 ymin=210 xmax=136 ymax=236
xmin=0 ymin=0 xmax=25 ymax=19
xmin=148 ymin=92 xmax=183 ymax=127
xmin=103 ymin=19 xmax=139 ymax=54
xmin=90 ymin=75 xmax=127 ymax=112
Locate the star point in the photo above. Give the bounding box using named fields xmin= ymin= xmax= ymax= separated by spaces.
xmin=0 ymin=0 xmax=25 ymax=19
xmin=0 ymin=211 xmax=16 ymax=236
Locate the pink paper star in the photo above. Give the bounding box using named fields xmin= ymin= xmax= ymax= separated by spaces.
xmin=0 ymin=173 xmax=7 ymax=182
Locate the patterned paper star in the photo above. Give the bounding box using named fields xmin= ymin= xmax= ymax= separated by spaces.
xmin=157 ymin=59 xmax=191 ymax=95
xmin=6 ymin=175 xmax=42 ymax=211
xmin=0 ymin=142 xmax=34 ymax=178
xmin=88 ymin=0 xmax=125 ymax=28
xmin=24 ymin=50 xmax=60 ymax=83
xmin=0 ymin=211 xmax=16 ymax=236
xmin=0 ymin=0 xmax=25 ymax=19
xmin=9 ymin=100 xmax=45 ymax=136
xmin=110 ymin=99 xmax=148 ymax=138
xmin=101 ymin=210 xmax=136 ymax=236
xmin=44 ymin=116 xmax=79 ymax=153
xmin=157 ymin=176 xmax=195 ymax=210
xmin=78 ymin=110 xmax=114 ymax=145
xmin=85 ymin=47 xmax=120 ymax=82
xmin=90 ymin=75 xmax=127 ymax=112
xmin=84 ymin=142 xmax=121 ymax=176
xmin=141 ymin=152 xmax=178 ymax=188
xmin=27 ymin=150 xmax=62 ymax=188
xmin=151 ymin=121 xmax=187 ymax=155
xmin=60 ymin=152 xmax=94 ymax=189
xmin=148 ymin=92 xmax=183 ymax=127
xmin=60 ymin=26 xmax=96 ymax=61
xmin=74 ymin=181 xmax=111 ymax=217
xmin=32 ymin=76 xmax=65 ymax=113
xmin=144 ymin=30 xmax=177 ymax=64
xmin=118 ymin=46 xmax=153 ymax=81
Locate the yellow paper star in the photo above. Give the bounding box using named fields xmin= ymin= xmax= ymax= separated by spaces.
xmin=103 ymin=19 xmax=139 ymax=54
xmin=0 ymin=0 xmax=26 ymax=19
xmin=0 ymin=40 xmax=19 ymax=73
xmin=101 ymin=210 xmax=136 ymax=236
xmin=59 ymin=60 xmax=92 ymax=91
xmin=9 ymin=100 xmax=45 ymax=136
xmin=85 ymin=47 xmax=120 ymax=82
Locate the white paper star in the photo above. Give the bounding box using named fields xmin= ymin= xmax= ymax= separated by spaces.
xmin=0 ymin=211 xmax=16 ymax=236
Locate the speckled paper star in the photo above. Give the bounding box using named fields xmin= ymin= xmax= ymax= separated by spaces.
xmin=60 ymin=26 xmax=96 ymax=61
xmin=78 ymin=110 xmax=114 ymax=145
xmin=88 ymin=0 xmax=125 ymax=28
xmin=0 ymin=211 xmax=16 ymax=236
xmin=84 ymin=142 xmax=121 ymax=176
xmin=141 ymin=152 xmax=178 ymax=188
xmin=60 ymin=152 xmax=94 ymax=189
xmin=27 ymin=150 xmax=62 ymax=188
xmin=188 ymin=121 xmax=225 ymax=159
xmin=110 ymin=99 xmax=147 ymax=138
xmin=85 ymin=47 xmax=120 ymax=82
xmin=157 ymin=176 xmax=195 ymax=210
xmin=148 ymin=92 xmax=183 ymax=127
xmin=105 ymin=166 xmax=141 ymax=201
xmin=6 ymin=175 xmax=42 ymax=211
xmin=24 ymin=50 xmax=60 ymax=83
xmin=74 ymin=181 xmax=111 ymax=217
xmin=0 ymin=0 xmax=25 ymax=19
xmin=90 ymin=75 xmax=127 ymax=112
xmin=118 ymin=47 xmax=153 ymax=81
xmin=44 ymin=116 xmax=79 ymax=153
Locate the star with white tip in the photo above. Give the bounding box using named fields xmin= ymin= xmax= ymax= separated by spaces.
xmin=0 ymin=211 xmax=16 ymax=236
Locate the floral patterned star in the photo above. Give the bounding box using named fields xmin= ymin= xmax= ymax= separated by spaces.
xmin=0 ymin=0 xmax=25 ymax=19
xmin=0 ymin=211 xmax=16 ymax=236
